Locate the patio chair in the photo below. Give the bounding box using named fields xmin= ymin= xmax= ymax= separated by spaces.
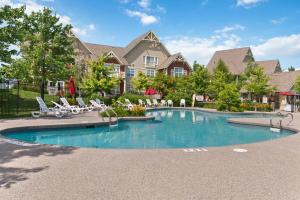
xmin=146 ymin=99 xmax=152 ymax=107
xmin=153 ymin=99 xmax=159 ymax=107
xmin=90 ymin=100 xmax=107 ymax=111
xmin=125 ymin=98 xmax=134 ymax=107
xmin=60 ymin=97 xmax=84 ymax=113
xmin=160 ymin=100 xmax=167 ymax=107
xmin=117 ymin=100 xmax=133 ymax=110
xmin=95 ymin=99 xmax=108 ymax=109
xmin=76 ymin=97 xmax=94 ymax=112
xmin=167 ymin=100 xmax=173 ymax=107
xmin=180 ymin=99 xmax=186 ymax=107
xmin=52 ymin=101 xmax=80 ymax=115
xmin=138 ymin=99 xmax=145 ymax=107
xmin=32 ymin=97 xmax=68 ymax=118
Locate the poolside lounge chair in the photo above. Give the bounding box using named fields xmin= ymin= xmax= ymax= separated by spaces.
xmin=116 ymin=100 xmax=133 ymax=110
xmin=153 ymin=99 xmax=159 ymax=107
xmin=146 ymin=99 xmax=152 ymax=107
xmin=52 ymin=101 xmax=80 ymax=115
xmin=32 ymin=97 xmax=68 ymax=118
xmin=60 ymin=97 xmax=84 ymax=113
xmin=138 ymin=99 xmax=145 ymax=107
xmin=125 ymin=98 xmax=134 ymax=108
xmin=180 ymin=99 xmax=186 ymax=107
xmin=90 ymin=100 xmax=107 ymax=111
xmin=76 ymin=97 xmax=94 ymax=112
xmin=95 ymin=99 xmax=108 ymax=109
xmin=160 ymin=100 xmax=167 ymax=107
xmin=167 ymin=100 xmax=173 ymax=107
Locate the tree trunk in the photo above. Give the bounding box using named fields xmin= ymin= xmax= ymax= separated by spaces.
xmin=41 ymin=79 xmax=45 ymax=100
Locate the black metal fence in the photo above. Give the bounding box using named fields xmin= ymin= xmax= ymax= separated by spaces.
xmin=0 ymin=80 xmax=62 ymax=118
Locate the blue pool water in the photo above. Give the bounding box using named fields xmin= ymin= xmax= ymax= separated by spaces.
xmin=3 ymin=109 xmax=294 ymax=149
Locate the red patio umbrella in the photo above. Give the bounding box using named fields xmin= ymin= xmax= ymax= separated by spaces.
xmin=68 ymin=76 xmax=76 ymax=96
xmin=144 ymin=88 xmax=157 ymax=95
xmin=279 ymin=91 xmax=295 ymax=96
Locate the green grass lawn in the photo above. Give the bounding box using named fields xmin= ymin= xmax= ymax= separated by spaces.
xmin=0 ymin=89 xmax=60 ymax=118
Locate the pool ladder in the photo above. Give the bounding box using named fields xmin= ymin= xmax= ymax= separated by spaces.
xmin=270 ymin=112 xmax=293 ymax=130
xmin=99 ymin=108 xmax=119 ymax=128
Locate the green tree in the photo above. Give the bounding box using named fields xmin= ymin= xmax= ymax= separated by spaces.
xmin=19 ymin=8 xmax=74 ymax=99
xmin=81 ymin=56 xmax=120 ymax=96
xmin=288 ymin=66 xmax=295 ymax=72
xmin=207 ymin=60 xmax=232 ymax=99
xmin=131 ymin=71 xmax=153 ymax=92
xmin=294 ymin=76 xmax=300 ymax=94
xmin=216 ymin=83 xmax=241 ymax=112
xmin=243 ymin=64 xmax=274 ymax=102
xmin=191 ymin=65 xmax=210 ymax=95
xmin=0 ymin=5 xmax=25 ymax=65
xmin=192 ymin=61 xmax=204 ymax=71
xmin=152 ymin=72 xmax=175 ymax=97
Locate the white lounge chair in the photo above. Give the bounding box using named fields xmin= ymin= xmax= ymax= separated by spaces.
xmin=76 ymin=97 xmax=94 ymax=112
xmin=60 ymin=97 xmax=84 ymax=113
xmin=125 ymin=98 xmax=134 ymax=108
xmin=32 ymin=97 xmax=67 ymax=118
xmin=180 ymin=99 xmax=186 ymax=107
xmin=146 ymin=99 xmax=152 ymax=107
xmin=167 ymin=100 xmax=173 ymax=107
xmin=95 ymin=99 xmax=108 ymax=109
xmin=153 ymin=99 xmax=159 ymax=107
xmin=138 ymin=99 xmax=145 ymax=107
xmin=160 ymin=100 xmax=167 ymax=107
xmin=90 ymin=100 xmax=107 ymax=111
xmin=52 ymin=101 xmax=80 ymax=115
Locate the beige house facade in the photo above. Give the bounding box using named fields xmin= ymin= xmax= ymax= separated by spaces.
xmin=73 ymin=31 xmax=191 ymax=94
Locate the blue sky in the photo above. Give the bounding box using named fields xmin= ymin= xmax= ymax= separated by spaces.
xmin=2 ymin=0 xmax=300 ymax=69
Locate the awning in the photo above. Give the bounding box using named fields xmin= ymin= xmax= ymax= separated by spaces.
xmin=279 ymin=91 xmax=295 ymax=96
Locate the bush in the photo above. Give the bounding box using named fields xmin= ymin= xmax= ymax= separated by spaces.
xmin=216 ymin=84 xmax=242 ymax=112
xmin=164 ymin=91 xmax=192 ymax=106
xmin=100 ymin=105 xmax=145 ymax=117
xmin=117 ymin=93 xmax=146 ymax=104
xmin=196 ymin=102 xmax=217 ymax=109
xmin=241 ymin=103 xmax=272 ymax=112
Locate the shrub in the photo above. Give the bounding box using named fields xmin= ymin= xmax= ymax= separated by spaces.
xmin=196 ymin=102 xmax=217 ymax=109
xmin=131 ymin=105 xmax=145 ymax=116
xmin=100 ymin=105 xmax=145 ymax=117
xmin=164 ymin=91 xmax=192 ymax=106
xmin=117 ymin=93 xmax=146 ymax=104
xmin=216 ymin=84 xmax=242 ymax=112
xmin=240 ymin=103 xmax=272 ymax=112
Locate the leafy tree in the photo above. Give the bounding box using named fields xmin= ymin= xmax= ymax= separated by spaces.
xmin=216 ymin=83 xmax=241 ymax=111
xmin=0 ymin=5 xmax=25 ymax=65
xmin=243 ymin=64 xmax=274 ymax=102
xmin=207 ymin=60 xmax=232 ymax=99
xmin=81 ymin=56 xmax=120 ymax=96
xmin=288 ymin=66 xmax=295 ymax=72
xmin=131 ymin=71 xmax=153 ymax=92
xmin=18 ymin=8 xmax=74 ymax=99
xmin=152 ymin=71 xmax=175 ymax=97
xmin=294 ymin=76 xmax=300 ymax=94
xmin=192 ymin=61 xmax=204 ymax=71
xmin=191 ymin=65 xmax=210 ymax=95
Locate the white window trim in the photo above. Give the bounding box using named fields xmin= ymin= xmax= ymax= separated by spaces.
xmin=146 ymin=69 xmax=155 ymax=77
xmin=144 ymin=55 xmax=158 ymax=67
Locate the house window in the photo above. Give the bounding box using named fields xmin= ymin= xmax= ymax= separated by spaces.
xmin=146 ymin=69 xmax=155 ymax=77
xmin=127 ymin=68 xmax=135 ymax=77
xmin=144 ymin=56 xmax=158 ymax=67
xmin=172 ymin=67 xmax=184 ymax=77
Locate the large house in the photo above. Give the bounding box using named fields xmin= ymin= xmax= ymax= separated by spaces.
xmin=207 ymin=47 xmax=282 ymax=76
xmin=72 ymin=31 xmax=191 ymax=94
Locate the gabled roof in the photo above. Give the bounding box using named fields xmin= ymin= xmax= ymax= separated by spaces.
xmin=123 ymin=31 xmax=171 ymax=57
xmin=256 ymin=59 xmax=281 ymax=75
xmin=207 ymin=47 xmax=252 ymax=75
xmin=84 ymin=43 xmax=128 ymax=65
xmin=269 ymin=70 xmax=300 ymax=92
xmin=158 ymin=53 xmax=191 ymax=70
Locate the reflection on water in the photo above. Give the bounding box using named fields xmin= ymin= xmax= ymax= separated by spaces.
xmin=4 ymin=109 xmax=294 ymax=149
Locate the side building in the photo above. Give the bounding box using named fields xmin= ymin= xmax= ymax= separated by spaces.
xmin=73 ymin=31 xmax=191 ymax=95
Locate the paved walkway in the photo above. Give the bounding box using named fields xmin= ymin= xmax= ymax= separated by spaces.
xmin=1 ymin=110 xmax=300 ymax=200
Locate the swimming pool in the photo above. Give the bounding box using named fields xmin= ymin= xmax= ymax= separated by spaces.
xmin=3 ymin=109 xmax=294 ymax=149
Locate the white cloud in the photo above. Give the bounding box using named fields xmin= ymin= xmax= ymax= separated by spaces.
xmin=237 ymin=0 xmax=266 ymax=8
xmin=163 ymin=33 xmax=241 ymax=65
xmin=138 ymin=0 xmax=151 ymax=9
xmin=126 ymin=9 xmax=158 ymax=25
xmin=271 ymin=17 xmax=287 ymax=25
xmin=1 ymin=0 xmax=96 ymax=37
xmin=201 ymin=0 xmax=209 ymax=6
xmin=214 ymin=24 xmax=245 ymax=34
xmin=252 ymin=34 xmax=300 ymax=58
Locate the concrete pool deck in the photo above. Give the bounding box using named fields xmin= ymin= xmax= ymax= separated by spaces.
xmin=1 ymin=109 xmax=300 ymax=200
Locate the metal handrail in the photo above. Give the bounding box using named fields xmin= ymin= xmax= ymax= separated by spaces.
xmin=270 ymin=112 xmax=294 ymax=129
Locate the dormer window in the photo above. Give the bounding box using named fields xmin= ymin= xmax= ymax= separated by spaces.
xmin=144 ymin=56 xmax=158 ymax=67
